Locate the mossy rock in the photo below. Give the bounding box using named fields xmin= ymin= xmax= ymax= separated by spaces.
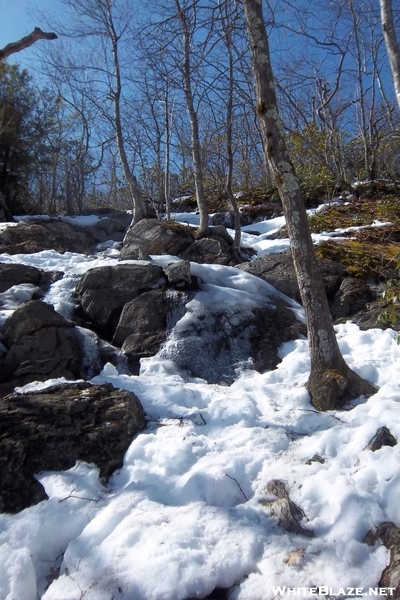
xmin=315 ymin=240 xmax=400 ymax=279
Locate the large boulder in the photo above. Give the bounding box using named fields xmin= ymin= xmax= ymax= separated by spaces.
xmin=0 ymin=220 xmax=97 ymax=255
xmin=159 ymin=298 xmax=304 ymax=384
xmin=0 ymin=212 xmax=132 ymax=255
xmin=75 ymin=260 xmax=305 ymax=385
xmin=74 ymin=263 xmax=165 ymax=333
xmin=0 ymin=382 xmax=145 ymax=513
xmin=120 ymin=219 xmax=195 ymax=260
xmin=0 ymin=300 xmax=84 ymax=395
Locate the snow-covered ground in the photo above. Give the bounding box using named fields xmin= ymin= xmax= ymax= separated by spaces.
xmin=0 ymin=208 xmax=399 ymax=600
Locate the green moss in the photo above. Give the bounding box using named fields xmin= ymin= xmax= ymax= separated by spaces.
xmin=315 ymin=239 xmax=400 ymax=279
xmin=309 ymin=198 xmax=400 ymax=233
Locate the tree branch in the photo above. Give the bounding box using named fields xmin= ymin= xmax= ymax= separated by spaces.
xmin=0 ymin=28 xmax=57 ymax=61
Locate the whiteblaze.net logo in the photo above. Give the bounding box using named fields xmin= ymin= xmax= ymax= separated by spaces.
xmin=271 ymin=587 xmax=396 ymax=597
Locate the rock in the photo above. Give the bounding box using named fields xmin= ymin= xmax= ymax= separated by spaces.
xmin=120 ymin=219 xmax=195 ymax=260
xmin=0 ymin=220 xmax=97 ymax=255
xmin=210 ymin=210 xmax=252 ymax=228
xmin=238 ymin=249 xmax=348 ymax=304
xmin=113 ymin=289 xmax=168 ymax=351
xmin=0 ymin=263 xmax=41 ymax=293
xmin=330 ymin=277 xmax=376 ymax=320
xmin=159 ymin=293 xmax=304 ymax=385
xmin=74 ymin=263 xmax=165 ymax=333
xmin=181 ymin=237 xmax=233 ymax=265
xmin=0 ymin=300 xmax=84 ymax=395
xmin=164 ymin=260 xmax=192 ymax=288
xmin=248 ymin=302 xmax=306 ymax=373
xmin=364 ymin=523 xmax=400 ymax=598
xmin=260 ymin=479 xmax=314 ymax=537
xmin=0 ymin=262 xmax=63 ymax=297
xmin=339 ymin=300 xmax=400 ymax=332
xmin=86 ymin=210 xmax=131 ymax=242
xmin=0 ymin=382 xmax=145 ymax=513
xmin=1 ymin=298 xmax=75 ymax=346
xmin=364 ymin=427 xmax=398 ymax=451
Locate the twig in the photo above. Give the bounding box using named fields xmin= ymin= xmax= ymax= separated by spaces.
xmin=58 ymin=488 xmax=100 ymax=503
xmin=225 ymin=474 xmax=249 ymax=502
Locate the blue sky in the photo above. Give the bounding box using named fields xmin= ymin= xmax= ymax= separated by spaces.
xmin=0 ymin=0 xmax=61 ymax=71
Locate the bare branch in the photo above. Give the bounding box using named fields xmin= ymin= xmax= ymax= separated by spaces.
xmin=0 ymin=28 xmax=57 ymax=61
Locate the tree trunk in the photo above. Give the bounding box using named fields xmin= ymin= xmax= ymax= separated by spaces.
xmin=175 ymin=0 xmax=209 ymax=235
xmin=242 ymin=0 xmax=376 ymax=410
xmin=380 ymin=0 xmax=400 ymax=109
xmin=222 ymin=9 xmax=241 ymax=250
xmin=108 ymin=10 xmax=145 ymax=224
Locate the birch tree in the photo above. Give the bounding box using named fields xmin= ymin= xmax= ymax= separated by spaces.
xmin=242 ymin=0 xmax=376 ymax=411
xmin=380 ymin=0 xmax=400 ymax=109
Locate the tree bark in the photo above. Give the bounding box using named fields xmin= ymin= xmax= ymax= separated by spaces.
xmin=175 ymin=0 xmax=209 ymax=235
xmin=242 ymin=0 xmax=376 ymax=410
xmin=0 ymin=28 xmax=57 ymax=61
xmin=108 ymin=7 xmax=145 ymax=224
xmin=221 ymin=7 xmax=242 ymax=250
xmin=380 ymin=0 xmax=400 ymax=109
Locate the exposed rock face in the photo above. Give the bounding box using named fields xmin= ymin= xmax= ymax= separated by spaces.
xmin=164 ymin=260 xmax=192 ymax=288
xmin=86 ymin=209 xmax=131 ymax=242
xmin=74 ymin=263 xmax=165 ymax=333
xmin=237 ymin=249 xmax=386 ymax=326
xmin=120 ymin=219 xmax=195 ymax=260
xmin=0 ymin=300 xmax=84 ymax=396
xmin=0 ymin=382 xmax=145 ymax=513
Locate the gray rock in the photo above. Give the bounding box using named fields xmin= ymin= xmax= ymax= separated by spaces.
xmin=0 ymin=301 xmax=83 ymax=395
xmin=0 ymin=382 xmax=145 ymax=513
xmin=0 ymin=263 xmax=42 ymax=293
xmin=114 ymin=289 xmax=168 ymax=350
xmin=164 ymin=260 xmax=192 ymax=288
xmin=364 ymin=523 xmax=400 ymax=598
xmin=260 ymin=479 xmax=314 ymax=537
xmin=238 ymin=249 xmax=347 ymax=304
xmin=159 ymin=295 xmax=305 ymax=385
xmin=0 ymin=220 xmax=97 ymax=255
xmin=120 ymin=219 xmax=195 ymax=260
xmin=331 ymin=277 xmax=375 ymax=320
xmin=364 ymin=427 xmax=398 ymax=451
xmin=74 ymin=263 xmax=165 ymax=332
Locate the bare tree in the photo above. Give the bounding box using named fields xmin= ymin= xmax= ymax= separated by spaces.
xmin=174 ymin=0 xmax=209 ymax=235
xmin=242 ymin=0 xmax=376 ymax=410
xmin=380 ymin=0 xmax=400 ymax=109
xmin=49 ymin=0 xmax=145 ymax=223
xmin=0 ymin=28 xmax=57 ymax=61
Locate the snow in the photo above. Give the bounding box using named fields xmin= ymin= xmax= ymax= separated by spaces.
xmin=0 ymin=208 xmax=399 ymax=599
